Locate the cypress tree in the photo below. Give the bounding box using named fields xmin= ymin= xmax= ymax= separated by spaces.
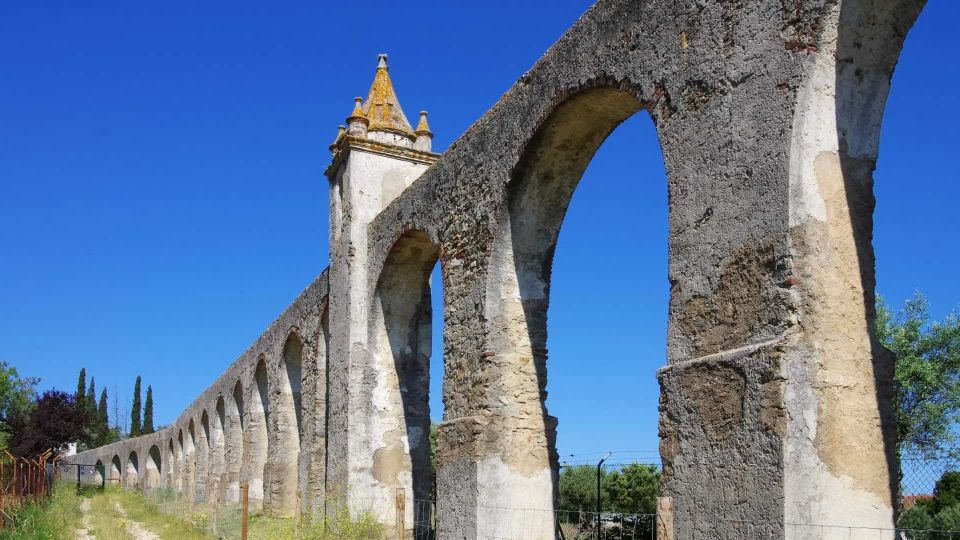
xmin=98 ymin=388 xmax=109 ymax=443
xmin=143 ymin=385 xmax=154 ymax=434
xmin=130 ymin=376 xmax=142 ymax=437
xmin=88 ymin=377 xmax=97 ymax=414
xmin=76 ymin=368 xmax=86 ymax=402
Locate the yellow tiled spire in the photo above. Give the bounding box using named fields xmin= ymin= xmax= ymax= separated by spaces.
xmin=362 ymin=54 xmax=416 ymax=138
xmin=415 ymin=111 xmax=432 ymax=135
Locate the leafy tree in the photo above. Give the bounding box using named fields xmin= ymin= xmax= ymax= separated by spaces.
xmin=899 ymin=470 xmax=960 ymax=538
xmin=876 ymin=292 xmax=960 ymax=458
xmin=130 ymin=376 xmax=142 ymax=437
xmin=602 ymin=463 xmax=660 ymax=515
xmin=934 ymin=505 xmax=960 ymax=534
xmin=0 ymin=361 xmax=38 ymax=451
xmin=933 ymin=471 xmax=960 ymax=514
xmin=143 ymin=385 xmax=154 ymax=434
xmin=558 ymin=464 xmax=601 ymax=523
xmin=9 ymin=390 xmax=87 ymax=456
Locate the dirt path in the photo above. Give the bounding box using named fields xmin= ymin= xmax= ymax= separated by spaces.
xmin=114 ymin=501 xmax=160 ymax=540
xmin=75 ymin=498 xmax=95 ymax=540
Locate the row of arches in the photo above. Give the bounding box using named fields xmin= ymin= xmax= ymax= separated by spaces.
xmin=89 ymin=322 xmax=327 ymax=518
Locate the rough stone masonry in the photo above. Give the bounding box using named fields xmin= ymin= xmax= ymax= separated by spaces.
xmin=66 ymin=0 xmax=929 ymax=538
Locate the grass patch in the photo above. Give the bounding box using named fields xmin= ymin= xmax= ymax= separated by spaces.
xmin=101 ymin=486 xmax=213 ymax=540
xmin=0 ymin=483 xmax=82 ymax=540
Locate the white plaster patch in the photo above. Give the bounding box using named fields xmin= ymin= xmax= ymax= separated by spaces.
xmin=476 ymin=455 xmax=554 ymax=540
xmin=787 ymin=19 xmax=838 ymax=228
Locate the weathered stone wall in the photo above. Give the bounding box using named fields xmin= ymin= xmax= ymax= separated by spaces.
xmin=67 ymin=271 xmax=329 ymax=516
xmin=66 ymin=0 xmax=928 ymax=537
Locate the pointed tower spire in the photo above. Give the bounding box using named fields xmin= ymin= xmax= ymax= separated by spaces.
xmin=414 ymin=111 xmax=433 ymax=152
xmin=362 ymin=54 xmax=416 ymax=139
xmin=346 ymin=96 xmax=368 ymax=137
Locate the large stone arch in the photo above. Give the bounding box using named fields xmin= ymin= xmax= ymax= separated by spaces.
xmin=224 ymin=380 xmax=244 ymax=503
xmin=365 ymin=229 xmax=440 ymax=523
xmin=473 ymin=86 xmax=646 ymax=538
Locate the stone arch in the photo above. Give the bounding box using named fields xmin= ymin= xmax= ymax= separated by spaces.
xmin=196 ymin=411 xmax=211 ymax=503
xmin=265 ymin=332 xmax=303 ymax=516
xmin=94 ymin=459 xmax=105 ymax=487
xmin=774 ymin=0 xmax=926 ymax=531
xmin=110 ymin=455 xmax=122 ymax=485
xmin=244 ymin=358 xmax=269 ymax=507
xmin=478 ymin=86 xmax=644 ymax=536
xmin=177 ymin=429 xmax=187 ymax=494
xmin=209 ymin=398 xmax=226 ymax=504
xmin=126 ymin=451 xmax=139 ymax=490
xmin=304 ymin=307 xmax=329 ymax=515
xmin=370 ymin=229 xmax=440 ymax=516
xmin=166 ymin=438 xmax=177 ymax=489
xmin=185 ymin=420 xmax=197 ymax=501
xmin=146 ymin=445 xmax=162 ymax=491
xmin=224 ymin=380 xmax=244 ymax=503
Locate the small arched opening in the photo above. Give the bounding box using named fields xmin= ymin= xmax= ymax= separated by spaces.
xmin=245 ymin=358 xmax=269 ymax=506
xmin=94 ymin=459 xmax=105 ymax=487
xmin=210 ymin=398 xmax=226 ymax=503
xmin=225 ymin=380 xmax=244 ymax=502
xmin=110 ymin=455 xmax=122 ymax=485
xmin=146 ymin=445 xmax=162 ymax=491
xmin=265 ymin=332 xmax=303 ymax=516
xmin=126 ymin=451 xmax=140 ymax=490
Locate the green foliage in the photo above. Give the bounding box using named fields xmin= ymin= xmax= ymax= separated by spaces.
xmin=899 ymin=470 xmax=960 ymax=538
xmin=934 ymin=505 xmax=960 ymax=534
xmin=558 ymin=462 xmax=661 ymax=527
xmin=76 ymin=368 xmax=86 ymax=404
xmin=0 ymin=483 xmax=82 ymax=540
xmin=130 ymin=375 xmax=142 ymax=437
xmin=602 ymin=463 xmax=660 ymax=515
xmin=143 ymin=385 xmax=154 ymax=434
xmin=558 ymin=464 xmax=599 ymax=517
xmin=0 ymin=361 xmax=38 ymax=452
xmin=899 ymin=504 xmax=935 ymax=537
xmin=876 ymin=292 xmax=960 ymax=457
xmin=933 ymin=471 xmax=960 ymax=513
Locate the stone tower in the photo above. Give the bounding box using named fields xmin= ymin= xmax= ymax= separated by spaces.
xmin=324 ymin=54 xmax=439 ymax=518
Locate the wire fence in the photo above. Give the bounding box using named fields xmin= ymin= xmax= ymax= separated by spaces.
xmin=40 ymin=446 xmax=960 ymax=539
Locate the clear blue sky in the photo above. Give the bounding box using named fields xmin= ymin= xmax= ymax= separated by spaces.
xmin=2 ymin=1 xmax=958 ymax=465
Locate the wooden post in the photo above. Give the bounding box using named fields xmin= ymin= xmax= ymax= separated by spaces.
xmin=240 ymin=484 xmax=249 ymax=540
xmin=656 ymin=496 xmax=674 ymax=540
xmin=395 ymin=487 xmax=406 ymax=540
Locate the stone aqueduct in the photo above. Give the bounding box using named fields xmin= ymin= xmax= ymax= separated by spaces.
xmin=67 ymin=0 xmax=929 ymax=537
